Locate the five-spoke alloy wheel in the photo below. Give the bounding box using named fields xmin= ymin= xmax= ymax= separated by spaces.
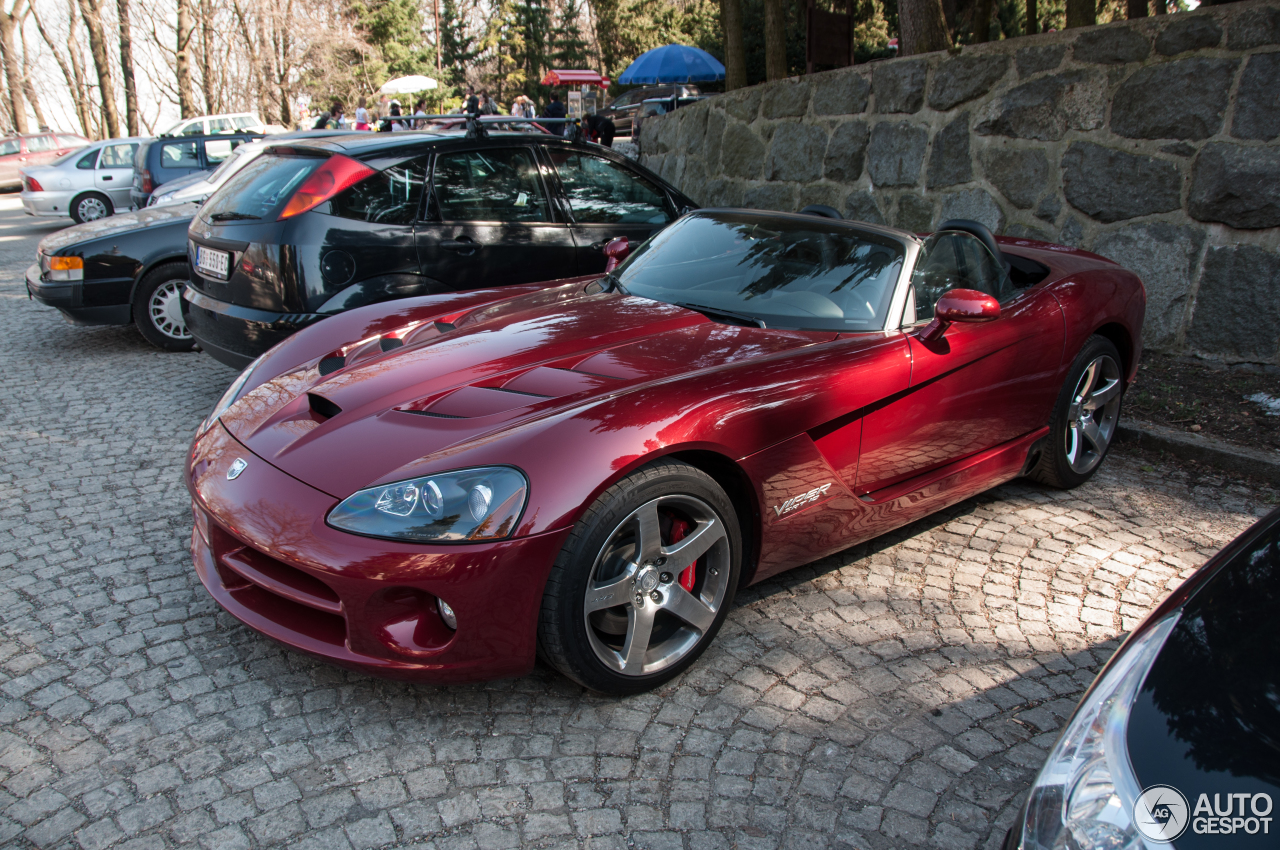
xmin=539 ymin=460 xmax=741 ymax=694
xmin=1029 ymin=335 xmax=1125 ymax=489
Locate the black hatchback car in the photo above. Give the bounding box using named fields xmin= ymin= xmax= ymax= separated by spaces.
xmin=1006 ymin=505 xmax=1280 ymax=850
xmin=182 ymin=127 xmax=696 ymax=367
xmin=131 ymin=132 xmax=263 ymax=209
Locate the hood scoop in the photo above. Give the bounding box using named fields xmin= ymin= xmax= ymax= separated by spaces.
xmin=402 ymin=366 xmax=618 ymax=420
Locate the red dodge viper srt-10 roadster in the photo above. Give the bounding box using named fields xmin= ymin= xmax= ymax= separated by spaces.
xmin=187 ymin=209 xmax=1145 ymax=694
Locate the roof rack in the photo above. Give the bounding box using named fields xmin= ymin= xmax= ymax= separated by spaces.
xmin=384 ymin=112 xmax=584 ymax=142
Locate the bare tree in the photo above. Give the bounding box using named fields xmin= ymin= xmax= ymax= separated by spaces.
xmin=720 ymin=0 xmax=745 ymax=90
xmin=198 ymin=0 xmax=216 ymax=112
xmin=0 ymin=0 xmax=30 ymax=133
xmin=117 ymin=0 xmax=139 ymax=134
xmin=75 ymin=0 xmax=120 ymax=136
xmin=898 ymin=0 xmax=950 ymax=54
xmin=175 ymin=0 xmax=197 ymax=117
xmin=18 ymin=8 xmax=46 ymax=128
xmin=764 ymin=0 xmax=785 ymax=80
xmin=30 ymin=0 xmax=90 ymax=133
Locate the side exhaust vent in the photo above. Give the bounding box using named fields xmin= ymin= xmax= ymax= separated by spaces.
xmin=308 ymin=393 xmax=343 ymax=421
xmin=379 ymin=338 xmax=404 ymax=352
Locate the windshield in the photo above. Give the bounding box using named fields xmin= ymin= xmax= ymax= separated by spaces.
xmin=206 ymin=143 xmax=261 ymax=186
xmin=200 ymin=153 xmax=323 ymax=221
xmin=614 ymin=213 xmax=906 ymax=332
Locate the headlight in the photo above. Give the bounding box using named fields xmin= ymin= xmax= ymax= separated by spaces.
xmin=1017 ymin=613 xmax=1180 ymax=850
xmin=328 ymin=467 xmax=528 ymax=542
xmin=198 ymin=351 xmax=268 ymax=436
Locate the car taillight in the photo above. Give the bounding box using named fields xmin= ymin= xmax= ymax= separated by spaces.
xmin=278 ymin=155 xmax=376 ymax=220
xmin=140 ymin=169 xmax=153 ymax=194
xmin=24 ymin=175 xmax=42 ymax=192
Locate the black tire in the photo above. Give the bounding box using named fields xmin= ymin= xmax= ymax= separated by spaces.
xmin=70 ymin=192 xmax=113 ymax=224
xmin=132 ymin=262 xmax=196 ymax=352
xmin=538 ymin=460 xmax=741 ymax=695
xmin=1028 ymin=335 xmax=1125 ymax=489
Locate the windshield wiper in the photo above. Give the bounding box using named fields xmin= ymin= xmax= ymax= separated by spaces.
xmin=673 ymin=301 xmax=766 ymax=328
xmin=600 ymin=272 xmax=629 ymax=295
xmin=209 ymin=212 xmax=261 ymax=222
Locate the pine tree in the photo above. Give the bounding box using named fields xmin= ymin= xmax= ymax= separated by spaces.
xmin=351 ymin=0 xmax=434 ymax=78
xmin=550 ymin=0 xmax=590 ymax=68
xmin=440 ymin=0 xmax=479 ymax=87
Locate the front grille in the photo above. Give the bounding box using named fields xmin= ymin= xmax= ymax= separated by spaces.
xmin=207 ymin=523 xmax=347 ymax=647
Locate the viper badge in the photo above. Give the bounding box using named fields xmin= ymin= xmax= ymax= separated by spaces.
xmin=227 ymin=458 xmax=248 ymax=480
xmin=773 ymin=483 xmax=832 ymax=517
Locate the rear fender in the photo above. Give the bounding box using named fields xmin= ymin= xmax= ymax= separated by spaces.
xmin=317 ymin=274 xmax=451 ymax=314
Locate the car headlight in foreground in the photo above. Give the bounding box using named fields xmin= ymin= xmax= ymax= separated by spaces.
xmin=1016 ymin=612 xmax=1180 ymax=850
xmin=328 ymin=467 xmax=528 ymax=542
xmin=198 ymin=351 xmax=268 ymax=435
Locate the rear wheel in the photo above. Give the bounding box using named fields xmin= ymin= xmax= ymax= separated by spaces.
xmin=1028 ymin=335 xmax=1124 ymax=489
xmin=70 ymin=192 xmax=113 ymax=224
xmin=132 ymin=261 xmax=196 ymax=352
xmin=538 ymin=460 xmax=740 ymax=694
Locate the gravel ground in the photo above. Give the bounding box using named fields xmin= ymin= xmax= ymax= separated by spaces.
xmin=0 ymin=195 xmax=1275 ymax=850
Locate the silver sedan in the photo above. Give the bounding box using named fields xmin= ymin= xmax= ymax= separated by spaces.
xmin=20 ymin=137 xmax=148 ymax=223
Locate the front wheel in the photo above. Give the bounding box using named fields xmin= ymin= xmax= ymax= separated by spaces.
xmin=132 ymin=262 xmax=196 ymax=352
xmin=71 ymin=192 xmax=113 ymax=224
xmin=538 ymin=460 xmax=741 ymax=694
xmin=1028 ymin=335 xmax=1124 ymax=489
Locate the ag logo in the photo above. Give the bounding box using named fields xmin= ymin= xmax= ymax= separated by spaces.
xmin=226 ymin=458 xmax=248 ymax=480
xmin=1135 ymin=785 xmax=1190 ymax=843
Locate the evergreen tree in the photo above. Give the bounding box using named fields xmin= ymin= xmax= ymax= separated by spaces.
xmin=440 ymin=0 xmax=479 ymax=87
xmin=550 ymin=0 xmax=591 ymax=68
xmin=351 ymin=0 xmax=434 ymax=78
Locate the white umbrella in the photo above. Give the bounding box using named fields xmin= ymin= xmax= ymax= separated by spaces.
xmin=380 ymin=75 xmax=439 ymax=94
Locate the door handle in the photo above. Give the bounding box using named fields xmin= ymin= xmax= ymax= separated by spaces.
xmin=440 ymin=238 xmax=478 ymax=254
xmin=102 ymin=175 xmax=112 ymax=181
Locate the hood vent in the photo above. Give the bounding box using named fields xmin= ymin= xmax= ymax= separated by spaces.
xmin=308 ymin=393 xmax=342 ymax=421
xmin=318 ymin=356 xmax=345 ymax=376
xmin=405 ymin=410 xmax=465 ymax=419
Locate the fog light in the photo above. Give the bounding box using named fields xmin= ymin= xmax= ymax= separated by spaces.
xmin=437 ymin=598 xmax=457 ymax=630
xmin=467 ymin=483 xmax=492 ymax=521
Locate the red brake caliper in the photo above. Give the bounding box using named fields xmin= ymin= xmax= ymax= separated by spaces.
xmin=668 ymin=518 xmax=696 ymax=591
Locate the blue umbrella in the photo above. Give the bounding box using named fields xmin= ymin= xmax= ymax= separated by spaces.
xmin=616 ymin=44 xmax=726 ymax=85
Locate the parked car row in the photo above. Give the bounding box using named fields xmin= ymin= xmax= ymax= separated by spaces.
xmin=10 ymin=113 xmax=282 ymax=223
xmin=27 ymin=125 xmax=693 ymax=356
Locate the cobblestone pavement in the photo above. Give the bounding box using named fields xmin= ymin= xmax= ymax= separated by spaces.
xmin=1 ymin=196 xmax=1276 ymax=850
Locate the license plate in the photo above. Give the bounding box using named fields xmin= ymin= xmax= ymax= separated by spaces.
xmin=195 ymin=245 xmax=230 ymax=279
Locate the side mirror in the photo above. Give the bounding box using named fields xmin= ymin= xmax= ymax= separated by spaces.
xmin=603 ymin=236 xmax=629 ymax=272
xmin=919 ymin=288 xmax=1000 ymax=342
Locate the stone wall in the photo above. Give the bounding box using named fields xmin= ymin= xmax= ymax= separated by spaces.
xmin=637 ymin=0 xmax=1280 ymax=364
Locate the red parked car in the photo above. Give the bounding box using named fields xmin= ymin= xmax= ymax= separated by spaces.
xmin=186 ymin=210 xmax=1145 ymax=694
xmin=0 ymin=132 xmax=89 ymax=190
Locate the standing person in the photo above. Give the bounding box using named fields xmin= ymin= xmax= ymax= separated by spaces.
xmin=412 ymin=99 xmax=428 ymax=129
xmin=479 ymin=91 xmax=499 ymax=115
xmin=585 ymin=113 xmax=616 ymax=147
xmin=312 ymin=111 xmax=331 ymax=130
xmin=377 ymin=94 xmax=391 ymax=119
xmin=465 ymin=88 xmax=480 ymax=114
xmin=541 ymin=92 xmax=567 ymax=135
xmin=327 ymin=103 xmax=346 ymax=129
xmin=354 ymin=97 xmax=370 ymax=130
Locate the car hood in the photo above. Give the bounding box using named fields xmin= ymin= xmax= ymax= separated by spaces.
xmin=1126 ymin=512 xmax=1280 ymax=849
xmin=221 ymin=283 xmax=831 ymax=498
xmin=38 ymin=202 xmax=199 ymax=254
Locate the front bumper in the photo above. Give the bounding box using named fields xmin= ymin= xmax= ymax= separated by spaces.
xmin=25 ymin=262 xmax=132 ymax=325
xmin=20 ymin=190 xmax=72 ymax=217
xmin=187 ymin=420 xmax=571 ymax=683
xmin=182 ymin=285 xmax=327 ymax=369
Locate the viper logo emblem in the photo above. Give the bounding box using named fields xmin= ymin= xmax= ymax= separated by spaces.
xmin=773 ymin=483 xmax=832 ymax=516
xmin=227 ymin=458 xmax=248 ymax=480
